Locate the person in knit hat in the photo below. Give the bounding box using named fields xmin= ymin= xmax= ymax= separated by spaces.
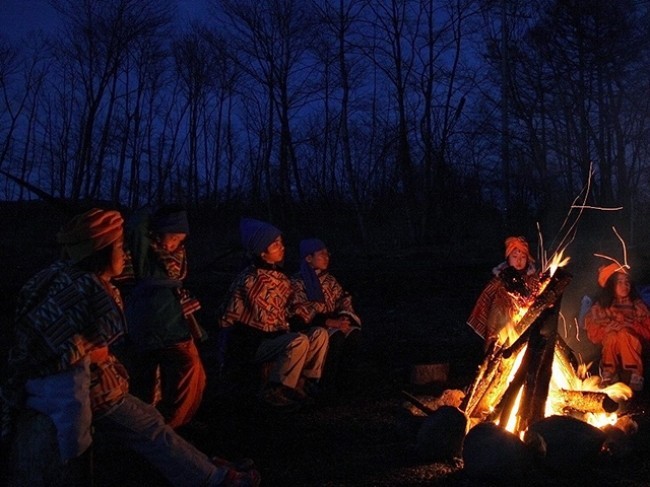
xmin=218 ymin=219 xmax=329 ymax=410
xmin=2 ymin=208 xmax=260 ymax=487
xmin=466 ymin=235 xmax=540 ymax=351
xmin=584 ymin=263 xmax=650 ymax=391
xmin=116 ymin=205 xmax=206 ymax=430
xmin=289 ymin=238 xmax=362 ymax=399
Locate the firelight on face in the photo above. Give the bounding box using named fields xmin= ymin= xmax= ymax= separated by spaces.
xmin=261 ymin=236 xmax=285 ymax=264
xmin=614 ymin=273 xmax=631 ymax=299
xmin=507 ymin=248 xmax=528 ymax=271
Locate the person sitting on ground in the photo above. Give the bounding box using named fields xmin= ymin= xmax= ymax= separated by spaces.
xmin=1 ymin=208 xmax=259 ymax=487
xmin=218 ymin=218 xmax=329 ymax=410
xmin=289 ymin=238 xmax=362 ymax=397
xmin=584 ymin=263 xmax=650 ymax=391
xmin=118 ymin=205 xmax=206 ymax=429
xmin=467 ymin=235 xmax=539 ymax=351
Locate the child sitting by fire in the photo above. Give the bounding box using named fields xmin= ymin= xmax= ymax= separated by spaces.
xmin=584 ymin=262 xmax=650 ymax=391
xmin=289 ymin=238 xmax=362 ymax=397
xmin=467 ymin=235 xmax=540 ymax=352
xmin=217 ymin=219 xmax=329 ymax=410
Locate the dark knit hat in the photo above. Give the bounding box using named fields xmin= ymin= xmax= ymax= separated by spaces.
xmin=299 ymin=238 xmax=326 ymax=259
xmin=151 ymin=207 xmax=190 ymax=235
xmin=239 ymin=218 xmax=282 ymax=255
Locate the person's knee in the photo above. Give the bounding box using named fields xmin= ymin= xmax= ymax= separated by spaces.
xmin=288 ymin=333 xmax=310 ymax=354
xmin=311 ymin=327 xmax=329 ymax=347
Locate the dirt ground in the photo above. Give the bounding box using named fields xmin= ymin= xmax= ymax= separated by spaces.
xmin=2 ymin=202 xmax=650 ymax=486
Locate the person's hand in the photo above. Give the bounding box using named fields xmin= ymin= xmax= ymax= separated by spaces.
xmin=326 ymin=316 xmax=351 ymax=331
xmin=294 ymin=307 xmax=311 ymax=323
xmin=337 ymin=318 xmax=352 ymax=333
xmin=88 ymin=346 xmax=109 ymax=363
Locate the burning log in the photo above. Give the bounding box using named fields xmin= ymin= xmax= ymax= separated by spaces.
xmin=461 ymin=267 xmax=573 ymax=432
xmin=460 ymin=339 xmax=526 ymax=421
xmin=510 ymin=266 xmax=572 ymax=337
xmin=555 ymin=389 xmax=618 ymax=414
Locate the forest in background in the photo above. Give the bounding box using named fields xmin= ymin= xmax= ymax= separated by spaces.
xmin=1 ymin=0 xmax=649 ymax=250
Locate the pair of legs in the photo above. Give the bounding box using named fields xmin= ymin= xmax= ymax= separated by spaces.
xmin=128 ymin=339 xmax=206 ymax=428
xmin=94 ymin=394 xmax=240 ymax=486
xmin=254 ymin=328 xmax=328 ymax=389
xmin=600 ymin=329 xmax=644 ymax=390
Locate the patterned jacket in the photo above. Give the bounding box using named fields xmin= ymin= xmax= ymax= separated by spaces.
xmin=6 ymin=260 xmax=129 ymax=415
xmin=219 ymin=263 xmax=292 ymax=334
xmin=118 ymin=208 xmax=192 ymax=349
xmin=467 ymin=262 xmax=538 ymax=344
xmin=289 ymin=271 xmax=360 ymax=328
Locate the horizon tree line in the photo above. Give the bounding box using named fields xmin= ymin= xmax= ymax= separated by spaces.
xmin=0 ymin=0 xmax=649 ymax=246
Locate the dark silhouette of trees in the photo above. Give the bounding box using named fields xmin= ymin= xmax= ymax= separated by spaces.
xmin=1 ymin=0 xmax=649 ymax=247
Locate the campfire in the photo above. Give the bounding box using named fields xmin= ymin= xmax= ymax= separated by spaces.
xmin=461 ymin=253 xmax=632 ymax=436
xmin=402 ymin=247 xmax=638 ymax=478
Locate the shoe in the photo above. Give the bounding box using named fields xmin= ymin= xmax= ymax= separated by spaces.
xmin=212 ymin=456 xmax=256 ymax=472
xmin=630 ymin=373 xmax=644 ymax=392
xmin=258 ymin=384 xmax=301 ymax=411
xmin=220 ymin=466 xmax=261 ymax=486
xmin=282 ymin=385 xmax=315 ymax=406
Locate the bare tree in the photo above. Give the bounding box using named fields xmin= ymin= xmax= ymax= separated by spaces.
xmin=217 ymin=0 xmax=318 ymax=216
xmin=49 ymin=0 xmax=172 ymax=201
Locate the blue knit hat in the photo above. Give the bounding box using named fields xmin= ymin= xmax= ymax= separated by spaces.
xmin=151 ymin=208 xmax=190 ymax=235
xmin=299 ymin=238 xmax=326 ymax=259
xmin=240 ymin=218 xmax=282 ymax=255
xmin=299 ymin=238 xmax=327 ymax=302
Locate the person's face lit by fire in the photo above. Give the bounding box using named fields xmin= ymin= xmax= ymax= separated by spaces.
xmin=261 ymin=236 xmax=285 ymax=264
xmin=102 ymin=237 xmax=126 ymax=279
xmin=507 ymin=248 xmax=528 ymax=271
xmin=158 ymin=232 xmax=186 ymax=252
xmin=613 ymin=272 xmax=631 ymax=299
xmin=306 ymin=248 xmax=330 ymax=272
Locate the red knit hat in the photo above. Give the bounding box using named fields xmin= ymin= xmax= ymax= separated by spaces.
xmin=57 ymin=208 xmax=124 ymax=263
xmin=504 ymin=236 xmax=534 ymax=262
xmin=597 ymin=262 xmax=627 ymax=288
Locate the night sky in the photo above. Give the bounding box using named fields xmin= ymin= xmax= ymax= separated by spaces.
xmin=0 ymin=0 xmax=209 ymax=42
